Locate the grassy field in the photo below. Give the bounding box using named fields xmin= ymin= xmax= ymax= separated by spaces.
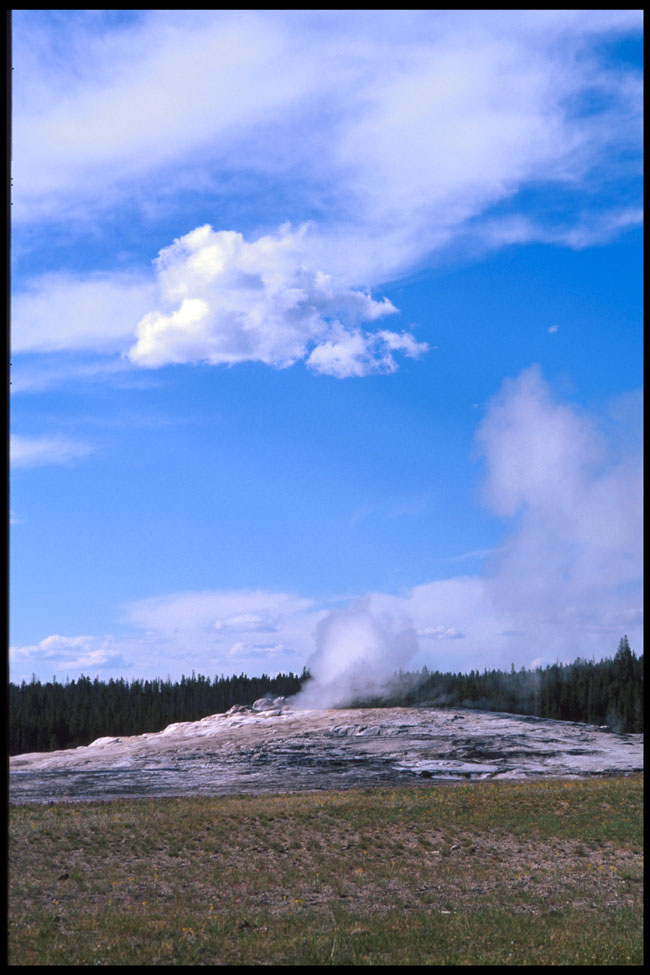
xmin=8 ymin=775 xmax=643 ymax=966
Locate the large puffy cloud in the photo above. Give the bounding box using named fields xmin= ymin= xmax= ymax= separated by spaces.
xmin=127 ymin=223 xmax=427 ymax=376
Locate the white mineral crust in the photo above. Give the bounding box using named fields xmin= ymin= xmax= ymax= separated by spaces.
xmin=10 ymin=700 xmax=643 ymax=803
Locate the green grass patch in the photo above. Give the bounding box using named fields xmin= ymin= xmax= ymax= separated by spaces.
xmin=9 ymin=776 xmax=643 ymax=966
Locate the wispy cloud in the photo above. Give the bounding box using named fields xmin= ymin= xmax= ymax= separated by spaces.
xmin=10 ymin=433 xmax=95 ymax=468
xmin=9 ymin=354 xmax=159 ymax=395
xmin=349 ymin=493 xmax=432 ymax=528
xmin=14 ymin=12 xmax=642 ymax=244
xmin=440 ymin=548 xmax=494 ymax=565
xmin=119 ymin=588 xmax=321 ymax=676
xmin=11 ymin=271 xmax=155 ymax=355
xmin=475 ymin=207 xmax=643 ymax=253
xmin=10 ymin=634 xmax=129 ymax=676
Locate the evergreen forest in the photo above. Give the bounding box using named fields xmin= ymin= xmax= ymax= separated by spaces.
xmin=350 ymin=636 xmax=643 ymax=734
xmin=8 ymin=637 xmax=642 ymax=756
xmin=9 ymin=669 xmax=309 ymax=756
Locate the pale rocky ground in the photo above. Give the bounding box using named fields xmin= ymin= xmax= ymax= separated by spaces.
xmin=9 ymin=698 xmax=643 ymax=803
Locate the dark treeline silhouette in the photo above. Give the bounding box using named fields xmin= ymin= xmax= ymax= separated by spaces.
xmin=349 ymin=636 xmax=643 ymax=734
xmin=9 ymin=637 xmax=642 ymax=755
xmin=9 ymin=668 xmax=310 ymax=756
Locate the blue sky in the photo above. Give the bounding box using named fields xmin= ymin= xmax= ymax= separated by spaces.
xmin=10 ymin=10 xmax=643 ymax=694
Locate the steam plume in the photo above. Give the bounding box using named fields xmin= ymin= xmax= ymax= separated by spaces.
xmin=292 ymin=596 xmax=419 ymax=709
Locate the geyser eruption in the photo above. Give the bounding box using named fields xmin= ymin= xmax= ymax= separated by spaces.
xmin=292 ymin=596 xmax=419 ymax=709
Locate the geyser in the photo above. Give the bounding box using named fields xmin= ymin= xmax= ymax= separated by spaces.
xmin=292 ymin=596 xmax=419 ymax=709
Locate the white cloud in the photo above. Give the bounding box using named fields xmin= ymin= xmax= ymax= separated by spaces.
xmin=305 ymin=325 xmax=427 ymax=379
xmin=475 ymin=207 xmax=643 ymax=253
xmin=10 ymin=634 xmax=128 ymax=677
xmin=404 ymin=576 xmax=513 ymax=668
xmin=12 ymin=12 xmax=323 ymax=220
xmin=120 ymin=587 xmax=322 ymax=676
xmin=12 ymin=11 xmax=642 ymax=285
xmin=127 ymin=223 xmax=426 ymax=376
xmin=225 ymin=641 xmax=288 ymax=660
xmin=10 ymin=433 xmax=94 ymax=468
xmin=125 ymin=587 xmax=314 ymax=633
xmin=11 ymin=272 xmax=155 ymax=355
xmin=10 ymin=581 xmax=508 ymax=687
xmin=9 ymin=355 xmax=155 ymax=395
xmin=417 ymin=625 xmax=464 ymax=640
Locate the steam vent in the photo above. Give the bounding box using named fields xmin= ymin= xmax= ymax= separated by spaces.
xmin=10 ymin=698 xmax=643 ymax=804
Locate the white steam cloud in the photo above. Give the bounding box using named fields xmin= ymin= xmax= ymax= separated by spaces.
xmin=292 ymin=596 xmax=420 ymax=708
xmin=475 ymin=365 xmax=643 ymax=656
xmin=293 ymin=366 xmax=643 ymax=704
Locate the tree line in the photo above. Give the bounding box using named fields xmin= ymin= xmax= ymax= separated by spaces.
xmin=350 ymin=636 xmax=643 ymax=734
xmin=8 ymin=637 xmax=642 ymax=755
xmin=8 ymin=668 xmax=309 ymax=756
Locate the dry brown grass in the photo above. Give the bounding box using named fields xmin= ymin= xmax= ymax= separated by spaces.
xmin=8 ymin=776 xmax=644 ymax=965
